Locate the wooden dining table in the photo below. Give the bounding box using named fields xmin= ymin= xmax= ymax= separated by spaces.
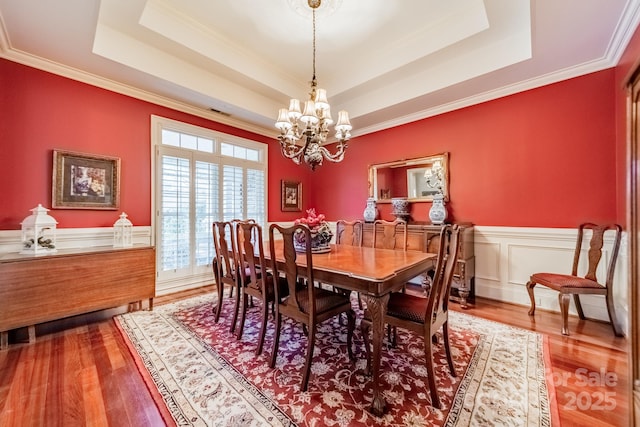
xmin=264 ymin=241 xmax=436 ymax=416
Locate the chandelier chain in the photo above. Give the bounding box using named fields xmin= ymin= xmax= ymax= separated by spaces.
xmin=312 ymin=8 xmax=316 ymax=84
xmin=274 ymin=0 xmax=352 ymax=171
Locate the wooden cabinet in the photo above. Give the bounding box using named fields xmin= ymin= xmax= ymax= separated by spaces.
xmin=362 ymin=222 xmax=475 ymax=306
xmin=0 ymin=246 xmax=155 ymax=349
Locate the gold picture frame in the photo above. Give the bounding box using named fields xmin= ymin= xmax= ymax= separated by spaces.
xmin=52 ymin=150 xmax=121 ymax=210
xmin=281 ymin=180 xmax=302 ymax=212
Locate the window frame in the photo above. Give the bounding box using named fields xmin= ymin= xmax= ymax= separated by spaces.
xmin=151 ymin=115 xmax=268 ymax=288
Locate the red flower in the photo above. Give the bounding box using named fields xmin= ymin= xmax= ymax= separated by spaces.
xmin=294 ymin=208 xmax=326 ymax=230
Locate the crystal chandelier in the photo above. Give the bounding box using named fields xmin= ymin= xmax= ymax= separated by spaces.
xmin=275 ymin=0 xmax=352 ymax=171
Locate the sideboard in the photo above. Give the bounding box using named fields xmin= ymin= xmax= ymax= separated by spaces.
xmin=362 ymin=222 xmax=475 ymax=307
xmin=0 ymin=245 xmax=155 ymax=349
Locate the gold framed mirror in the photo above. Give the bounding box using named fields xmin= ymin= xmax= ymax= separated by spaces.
xmin=368 ymin=152 xmax=449 ymax=203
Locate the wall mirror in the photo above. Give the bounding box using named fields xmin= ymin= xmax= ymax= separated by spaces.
xmin=368 ymin=152 xmax=449 ymax=203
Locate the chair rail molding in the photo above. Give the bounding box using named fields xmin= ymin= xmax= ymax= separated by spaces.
xmin=0 ymin=226 xmax=152 ymax=255
xmin=474 ymin=226 xmax=629 ymax=335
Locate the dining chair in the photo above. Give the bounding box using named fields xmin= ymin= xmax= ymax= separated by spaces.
xmin=526 ymin=223 xmax=623 ymax=336
xmin=232 ymin=218 xmax=258 ymax=307
xmin=212 ymin=221 xmax=240 ymax=332
xmin=361 ymin=224 xmax=461 ymax=409
xmin=268 ymin=223 xmax=356 ymax=392
xmin=372 ymin=219 xmax=407 ymax=250
xmin=372 ymin=219 xmax=409 ymax=297
xmin=232 ymin=218 xmax=257 ymax=251
xmin=336 ymin=219 xmax=364 ymax=246
xmin=235 ymin=222 xmax=288 ymax=355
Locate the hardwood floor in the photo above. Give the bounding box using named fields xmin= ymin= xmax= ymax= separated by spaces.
xmin=0 ymin=286 xmax=630 ymax=426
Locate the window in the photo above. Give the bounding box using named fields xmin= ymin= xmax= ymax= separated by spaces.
xmin=152 ymin=116 xmax=267 ymax=288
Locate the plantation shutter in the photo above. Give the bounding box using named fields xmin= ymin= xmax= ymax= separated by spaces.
xmin=153 ymin=115 xmax=266 ymax=289
xmin=222 ymin=165 xmax=243 ymax=221
xmin=160 ymin=155 xmax=191 ymax=272
xmin=247 ymin=168 xmax=265 ymax=224
xmin=195 ymin=161 xmax=219 ymax=267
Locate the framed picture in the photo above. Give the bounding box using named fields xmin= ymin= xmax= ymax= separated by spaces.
xmin=52 ymin=150 xmax=121 ymax=210
xmin=281 ymin=180 xmax=302 ymax=212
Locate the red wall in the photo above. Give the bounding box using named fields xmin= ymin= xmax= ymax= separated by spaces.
xmin=0 ymin=59 xmax=310 ymax=229
xmin=312 ymin=70 xmax=619 ymax=228
xmin=1 ymin=52 xmax=634 ymax=230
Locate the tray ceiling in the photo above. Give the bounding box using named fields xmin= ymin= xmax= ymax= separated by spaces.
xmin=1 ymin=0 xmax=639 ymax=137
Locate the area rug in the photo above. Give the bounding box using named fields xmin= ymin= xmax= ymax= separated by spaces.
xmin=115 ymin=294 xmax=559 ymax=426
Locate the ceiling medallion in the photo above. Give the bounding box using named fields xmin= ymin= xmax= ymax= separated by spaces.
xmin=287 ymin=0 xmax=343 ymax=19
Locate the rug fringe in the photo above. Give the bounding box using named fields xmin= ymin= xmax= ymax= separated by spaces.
xmin=543 ymin=334 xmax=562 ymax=426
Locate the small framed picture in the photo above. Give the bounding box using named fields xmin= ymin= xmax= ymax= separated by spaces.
xmin=52 ymin=150 xmax=121 ymax=210
xmin=281 ymin=180 xmax=302 ymax=212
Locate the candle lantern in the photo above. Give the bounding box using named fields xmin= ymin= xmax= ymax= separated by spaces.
xmin=20 ymin=204 xmax=58 ymax=255
xmin=113 ymin=212 xmax=133 ymax=248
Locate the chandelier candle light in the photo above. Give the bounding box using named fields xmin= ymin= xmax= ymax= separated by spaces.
xmin=275 ymin=0 xmax=352 ymax=171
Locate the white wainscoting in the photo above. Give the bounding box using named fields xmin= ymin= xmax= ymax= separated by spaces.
xmin=0 ymin=224 xmax=629 ymax=335
xmin=0 ymin=226 xmax=152 ymax=255
xmin=474 ymin=226 xmax=629 ymax=335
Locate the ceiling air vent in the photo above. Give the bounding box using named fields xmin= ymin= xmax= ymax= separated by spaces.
xmin=209 ymin=108 xmax=231 ymax=117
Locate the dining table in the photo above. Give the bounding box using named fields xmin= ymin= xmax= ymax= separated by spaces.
xmin=263 ymin=241 xmax=436 ymax=416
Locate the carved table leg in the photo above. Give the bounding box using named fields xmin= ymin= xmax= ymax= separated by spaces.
xmin=363 ymin=293 xmax=390 ymax=417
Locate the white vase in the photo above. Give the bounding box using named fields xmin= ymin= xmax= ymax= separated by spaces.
xmin=429 ymin=193 xmax=447 ymax=225
xmin=363 ymin=197 xmax=378 ymax=223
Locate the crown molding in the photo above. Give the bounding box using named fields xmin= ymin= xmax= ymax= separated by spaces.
xmin=354 ymin=57 xmax=617 ymax=138
xmin=354 ymin=2 xmax=640 ymax=138
xmin=0 ymin=46 xmax=276 ymax=140
xmin=3 ymin=0 xmax=640 ymax=143
xmin=608 ymin=0 xmax=640 ymax=63
xmin=0 ymin=42 xmax=624 ymax=144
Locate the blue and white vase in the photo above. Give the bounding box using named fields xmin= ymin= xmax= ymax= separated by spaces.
xmin=391 ymin=197 xmax=410 ymax=222
xmin=363 ymin=197 xmax=378 ymax=223
xmin=294 ymin=223 xmax=333 ymax=253
xmin=429 ymin=193 xmax=447 ymax=225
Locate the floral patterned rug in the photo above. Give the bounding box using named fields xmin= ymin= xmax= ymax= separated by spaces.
xmin=115 ymin=294 xmax=558 ymax=426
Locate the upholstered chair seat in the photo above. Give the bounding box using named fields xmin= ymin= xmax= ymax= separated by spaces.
xmin=295 ymin=287 xmax=355 ymax=317
xmin=386 ymin=293 xmax=432 ymax=324
xmin=529 ymin=273 xmax=604 ymax=290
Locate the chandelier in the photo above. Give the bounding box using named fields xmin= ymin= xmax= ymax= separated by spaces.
xmin=275 ymin=0 xmax=352 ymax=171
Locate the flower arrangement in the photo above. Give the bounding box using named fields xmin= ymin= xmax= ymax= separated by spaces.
xmin=293 ymin=208 xmax=333 ymax=252
xmin=295 ymin=208 xmax=326 ymax=230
